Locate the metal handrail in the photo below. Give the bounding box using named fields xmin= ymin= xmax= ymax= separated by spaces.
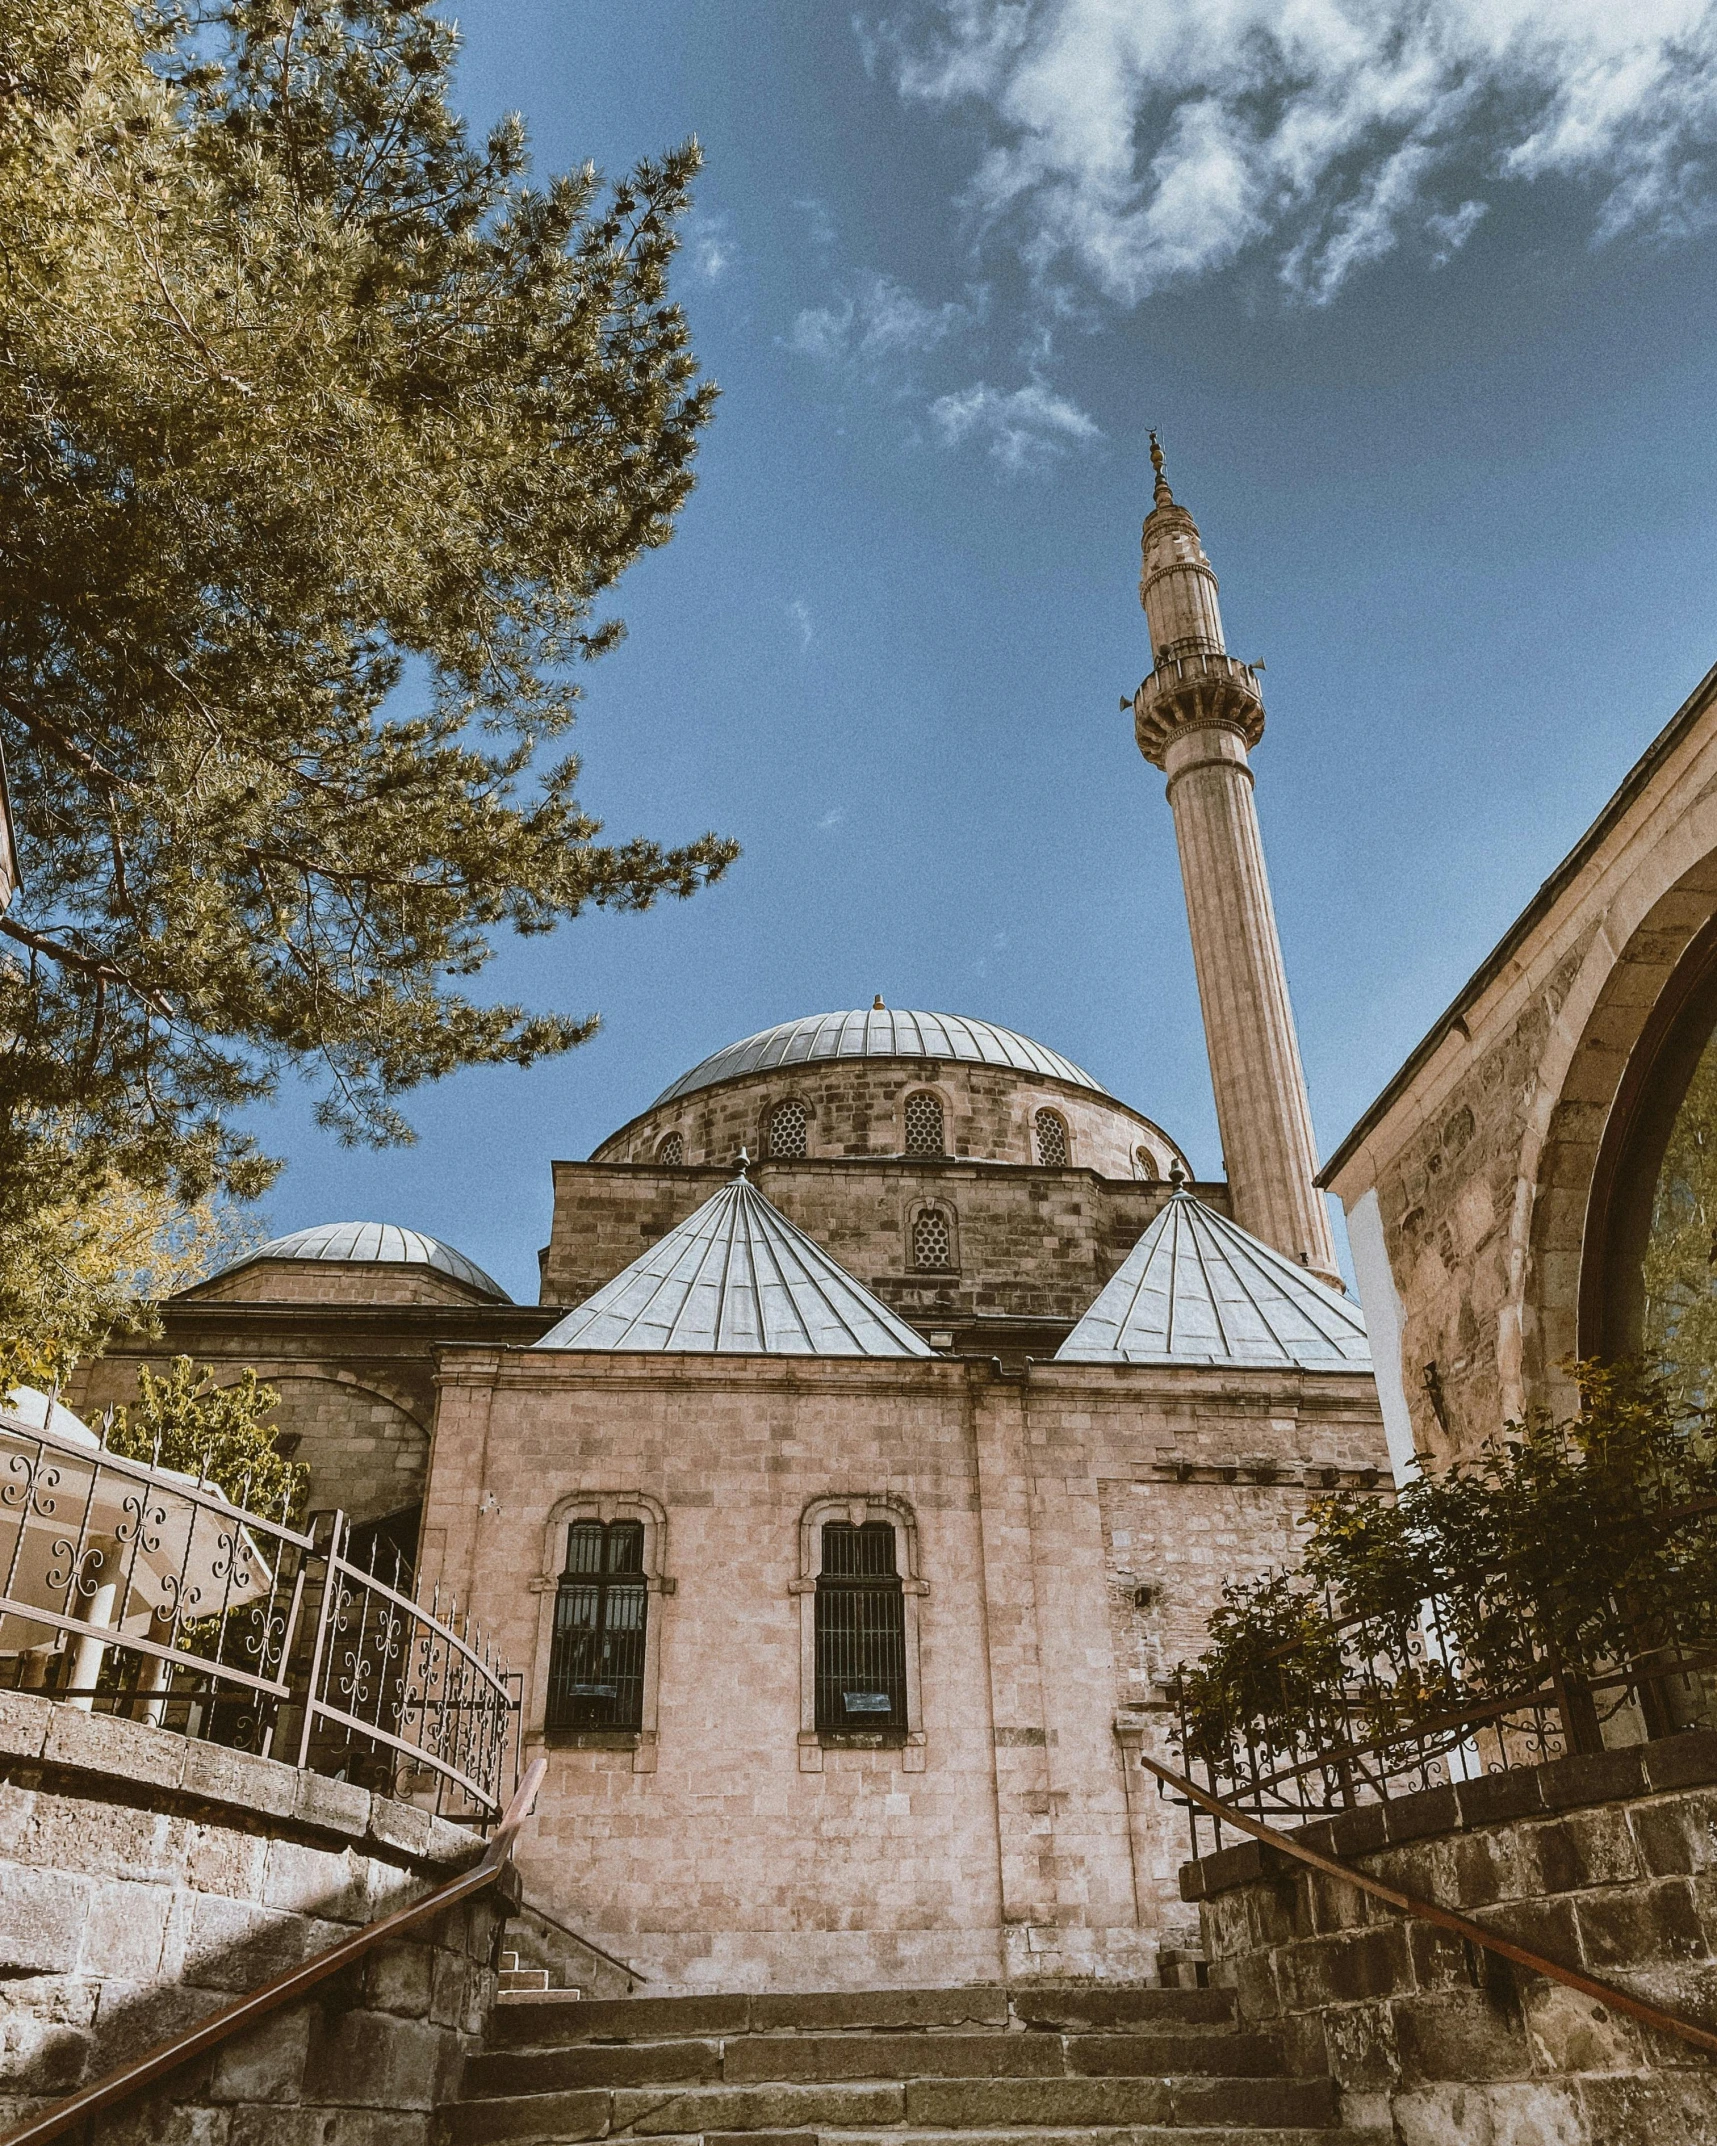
xmin=0 ymin=1756 xmax=548 ymax=2146
xmin=1137 ymin=1748 xmax=1717 ymax=2062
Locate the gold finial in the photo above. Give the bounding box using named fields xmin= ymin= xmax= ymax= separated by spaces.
xmin=1148 ymin=429 xmax=1174 ymax=507
xmin=872 ymin=994 xmax=885 ymax=1010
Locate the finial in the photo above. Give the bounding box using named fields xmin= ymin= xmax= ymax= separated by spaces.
xmin=872 ymin=994 xmax=885 ymax=1010
xmin=735 ymin=1146 xmax=750 ymax=1179
xmin=1168 ymin=1159 xmax=1187 ymax=1188
xmin=1148 ymin=430 xmax=1174 ymax=507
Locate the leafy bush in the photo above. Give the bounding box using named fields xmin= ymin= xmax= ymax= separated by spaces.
xmin=1176 ymin=1363 xmax=1717 ymax=1777
xmin=106 ymin=1356 xmax=306 ymax=1523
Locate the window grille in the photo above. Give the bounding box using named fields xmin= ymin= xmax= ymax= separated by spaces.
xmin=1134 ymin=1146 xmax=1158 ymax=1181
xmin=769 ymin=1098 xmax=809 ymax=1158
xmin=912 ymin=1207 xmax=953 ymax=1270
xmin=546 ymin=1519 xmax=647 ymax=1733
xmin=657 ymin=1133 xmax=684 ymax=1165
xmin=904 ymin=1092 xmax=944 ymax=1155
xmin=815 ymin=1522 xmax=906 ymax=1735
xmin=1034 ymin=1108 xmax=1069 ymax=1166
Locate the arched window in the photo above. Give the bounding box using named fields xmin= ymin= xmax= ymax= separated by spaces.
xmin=904 ymin=1091 xmax=944 ymax=1156
xmin=815 ymin=1522 xmax=905 ymax=1737
xmin=1134 ymin=1146 xmax=1159 ymax=1182
xmin=546 ymin=1519 xmax=647 ymax=1732
xmin=911 ymin=1206 xmax=954 ymax=1270
xmin=768 ymin=1098 xmax=809 ymax=1158
xmin=657 ymin=1132 xmax=684 ymax=1166
xmin=1034 ymin=1108 xmax=1069 ymax=1167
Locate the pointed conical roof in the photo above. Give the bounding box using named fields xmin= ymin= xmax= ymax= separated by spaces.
xmin=535 ymin=1172 xmax=934 ymax=1357
xmin=1056 ymin=1190 xmax=1370 ymax=1371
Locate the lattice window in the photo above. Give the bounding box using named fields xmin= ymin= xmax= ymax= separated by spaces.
xmin=657 ymin=1133 xmax=684 ymax=1166
xmin=546 ymin=1520 xmax=647 ymax=1732
xmin=815 ymin=1522 xmax=906 ymax=1735
xmin=769 ymin=1098 xmax=809 ymax=1158
xmin=1134 ymin=1146 xmax=1158 ymax=1182
xmin=1034 ymin=1108 xmax=1069 ymax=1166
xmin=912 ymin=1207 xmax=953 ymax=1270
xmin=904 ymin=1092 xmax=944 ymax=1155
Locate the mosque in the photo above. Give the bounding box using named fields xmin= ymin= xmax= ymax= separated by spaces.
xmin=70 ymin=447 xmax=1389 ymax=1990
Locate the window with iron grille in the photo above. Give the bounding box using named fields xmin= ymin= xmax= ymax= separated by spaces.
xmin=546 ymin=1520 xmax=647 ymax=1732
xmin=815 ymin=1522 xmax=906 ymax=1736
xmin=657 ymin=1132 xmax=684 ymax=1165
xmin=1034 ymin=1108 xmax=1069 ymax=1166
xmin=911 ymin=1206 xmax=953 ymax=1270
xmin=769 ymin=1098 xmax=808 ymax=1158
xmin=904 ymin=1092 xmax=944 ymax=1155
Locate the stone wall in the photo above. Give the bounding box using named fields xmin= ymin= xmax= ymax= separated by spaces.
xmin=419 ymin=1346 xmax=1387 ymax=1993
xmin=1325 ymin=664 xmax=1717 ymax=1468
xmin=0 ymin=1692 xmax=505 ymax=2144
xmin=67 ymin=1302 xmax=554 ymax=1528
xmin=540 ymin=1157 xmax=1232 ymax=1341
xmin=591 ymin=1059 xmax=1186 ymax=1181
xmin=1183 ymin=1737 xmax=1717 ymax=2142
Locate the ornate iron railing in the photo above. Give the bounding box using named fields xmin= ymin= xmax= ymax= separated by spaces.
xmin=0 ymin=1408 xmax=517 ymax=1818
xmin=1167 ymin=1549 xmax=1717 ymax=1861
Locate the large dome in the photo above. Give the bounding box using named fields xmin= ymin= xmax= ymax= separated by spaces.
xmin=651 ymin=1009 xmax=1109 ymax=1108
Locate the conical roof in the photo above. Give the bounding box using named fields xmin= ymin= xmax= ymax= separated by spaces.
xmin=535 ymin=1172 xmax=934 ymax=1357
xmin=1056 ymin=1190 xmax=1370 ymax=1371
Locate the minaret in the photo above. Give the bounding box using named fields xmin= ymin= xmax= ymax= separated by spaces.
xmin=1129 ymin=436 xmax=1341 ymax=1287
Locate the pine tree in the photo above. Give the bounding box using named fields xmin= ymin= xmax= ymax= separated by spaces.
xmin=0 ymin=0 xmax=734 ymax=1233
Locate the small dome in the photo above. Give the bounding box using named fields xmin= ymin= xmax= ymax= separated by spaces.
xmin=213 ymin=1222 xmax=510 ymax=1302
xmin=650 ymin=1009 xmax=1110 ymax=1109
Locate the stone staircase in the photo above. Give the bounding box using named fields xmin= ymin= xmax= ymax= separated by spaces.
xmin=451 ymin=1984 xmax=1387 ymax=2146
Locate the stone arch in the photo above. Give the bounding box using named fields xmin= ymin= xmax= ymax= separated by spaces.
xmin=1519 ymin=835 xmax=1717 ymax=1417
xmin=248 ymin=1372 xmax=430 ymax=1526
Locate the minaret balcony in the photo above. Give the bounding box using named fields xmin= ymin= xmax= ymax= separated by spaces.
xmin=1132 ymin=651 xmax=1265 ymax=768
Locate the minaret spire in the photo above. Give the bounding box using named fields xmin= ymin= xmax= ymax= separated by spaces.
xmin=1127 ymin=440 xmax=1341 ymax=1287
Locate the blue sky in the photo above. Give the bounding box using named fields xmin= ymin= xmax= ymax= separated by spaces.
xmin=254 ymin=0 xmax=1717 ymax=1301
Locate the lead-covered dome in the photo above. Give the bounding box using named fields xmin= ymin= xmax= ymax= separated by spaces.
xmin=650 ymin=1009 xmax=1109 ymax=1107
xmin=190 ymin=1222 xmax=510 ymax=1304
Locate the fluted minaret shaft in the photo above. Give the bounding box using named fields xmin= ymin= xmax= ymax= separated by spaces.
xmin=1131 ymin=440 xmax=1340 ymax=1286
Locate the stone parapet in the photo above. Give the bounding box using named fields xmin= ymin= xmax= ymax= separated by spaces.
xmin=1182 ymin=1736 xmax=1717 ymax=2141
xmin=0 ymin=1693 xmax=505 ymax=2143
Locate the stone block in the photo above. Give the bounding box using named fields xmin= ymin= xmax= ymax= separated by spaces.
xmin=1322 ymin=1996 xmax=1402 ymax=2093
xmin=1643 ymin=1732 xmax=1717 ymax=1795
xmin=751 ymin=1984 xmax=1008 ymax=2030
xmin=448 ymin=2089 xmax=611 ymax=2146
xmin=464 ymin=2040 xmax=721 ymax=2097
xmin=0 ymin=2019 xmax=93 ymax=2096
xmin=79 ymin=1878 xmax=173 ymax=1980
xmin=1193 ymin=1838 xmax=1272 ymax=1896
xmin=182 ymin=1893 xmax=312 ymax=1992
xmin=1280 ymin=1923 xmax=1413 ymax=2008
xmin=1457 ymin=1769 xmax=1546 ymax=1829
xmin=0 ymin=1863 xmax=90 ymax=1976
xmin=28 ymin=1792 xmax=171 ymax=1882
xmin=230 ymin=2108 xmax=423 ymax=2146
xmin=364 ymin=1937 xmax=435 ymax=2020
xmin=1523 ymin=1807 xmax=1642 ymax=1894
xmin=1329 ymin=1802 xmax=1391 ymax=1859
xmin=0 ymin=1690 xmax=54 ymax=1763
xmin=209 ymin=2006 xmax=312 ymax=2104
xmin=291 ymin=1770 xmax=371 ymax=1840
xmin=1393 ymin=1988 xmax=1533 ymax=2085
xmin=1522 ymin=1978 xmax=1641 ymax=2074
xmin=1538 ymin=1747 xmax=1648 ymax=1813
xmin=262 ymin=1839 xmax=367 ymax=1923
xmin=904 ymin=2075 xmax=1173 ymax=2127
xmin=311 ymin=2007 xmax=449 ymax=2112
xmin=1576 ymin=1878 xmax=1707 ymax=1970
xmin=180 ymin=1741 xmax=297 ymax=1822
xmin=1384 ymin=1784 xmax=1461 ymax=1846
xmin=42 ymin=1707 xmax=185 ymax=1792
xmin=1576 ymin=2071 xmax=1717 ymax=2144
xmin=1632 ymin=1796 xmax=1717 ymax=1879
xmin=614 ymin=2082 xmax=904 ymax=2134
xmin=366 ymin=1794 xmax=434 ymax=1862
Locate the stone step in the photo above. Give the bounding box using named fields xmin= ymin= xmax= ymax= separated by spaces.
xmin=488 ymin=1988 xmax=1237 ymax=2049
xmin=449 ymin=2074 xmax=1338 ymax=2144
xmin=465 ymin=2034 xmax=1289 ymax=2101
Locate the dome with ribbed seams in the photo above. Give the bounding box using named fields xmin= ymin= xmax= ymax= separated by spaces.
xmin=650 ymin=1009 xmax=1109 ymax=1108
xmin=211 ymin=1222 xmax=509 ymax=1302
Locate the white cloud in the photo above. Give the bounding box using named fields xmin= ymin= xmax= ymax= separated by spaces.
xmin=877 ymin=0 xmax=1717 ymax=302
xmin=790 ymin=272 xmax=973 ymax=372
xmin=787 ymin=598 xmax=815 ymax=650
xmin=687 ymin=213 xmax=733 ymax=283
xmin=817 ymin=805 xmax=847 ymax=830
xmin=929 ymin=378 xmax=1101 ymax=470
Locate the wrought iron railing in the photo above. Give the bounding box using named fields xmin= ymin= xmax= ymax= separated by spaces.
xmin=1166 ymin=1545 xmax=1717 ymax=1861
xmin=0 ymin=1408 xmax=517 ymax=1818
